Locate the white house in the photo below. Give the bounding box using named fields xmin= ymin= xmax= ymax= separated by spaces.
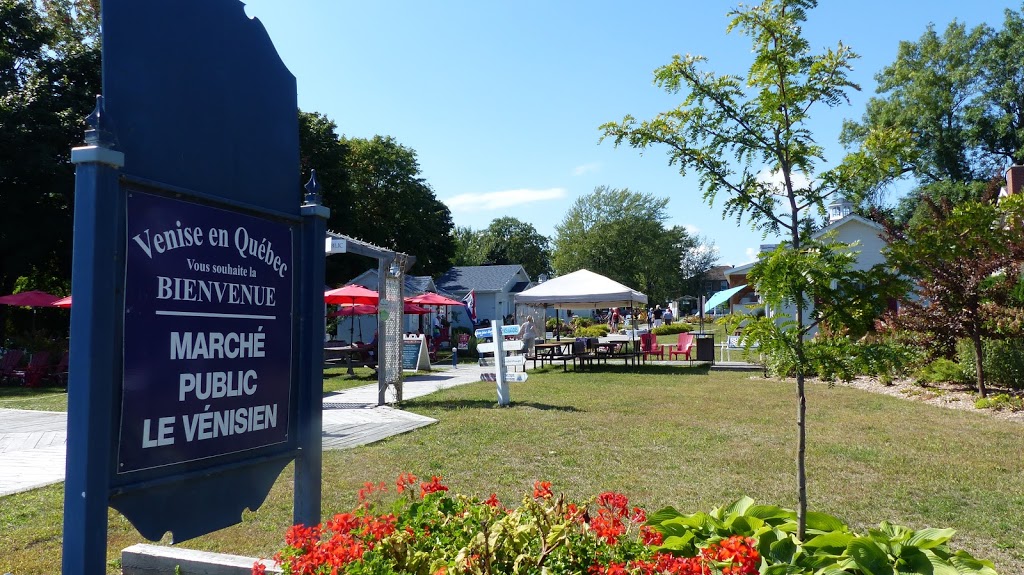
xmin=435 ymin=265 xmax=533 ymax=328
xmin=723 ymin=199 xmax=889 ymax=335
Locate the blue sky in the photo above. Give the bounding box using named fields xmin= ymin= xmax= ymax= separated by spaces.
xmin=244 ymin=0 xmax=1015 ymax=267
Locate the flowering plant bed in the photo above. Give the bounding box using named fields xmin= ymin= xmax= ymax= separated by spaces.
xmin=257 ymin=475 xmax=996 ymax=575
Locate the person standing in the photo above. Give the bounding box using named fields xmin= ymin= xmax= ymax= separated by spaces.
xmin=662 ymin=306 xmax=673 ymax=326
xmin=520 ymin=315 xmax=538 ymax=356
xmin=610 ymin=308 xmax=620 ymax=333
xmin=653 ymin=305 xmax=664 ymax=328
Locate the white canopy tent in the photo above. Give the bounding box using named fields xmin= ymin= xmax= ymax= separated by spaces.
xmin=515 ymin=269 xmax=648 ymax=309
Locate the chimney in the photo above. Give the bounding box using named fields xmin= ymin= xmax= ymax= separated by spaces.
xmin=1005 ymin=165 xmax=1024 ymax=196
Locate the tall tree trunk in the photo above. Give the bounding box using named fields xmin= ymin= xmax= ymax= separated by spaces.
xmin=794 ymin=311 xmax=807 ymax=542
xmin=972 ymin=335 xmax=987 ymax=398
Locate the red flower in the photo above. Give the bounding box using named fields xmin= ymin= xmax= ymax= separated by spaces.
xmin=639 ymin=525 xmax=663 ymax=546
xmin=252 ymin=560 xmax=267 ymax=575
xmin=396 ymin=472 xmax=418 ymax=493
xmin=420 ymin=475 xmax=449 ymax=498
xmin=700 ymin=536 xmax=760 ymax=575
xmin=589 ymin=511 xmax=626 ymax=545
xmin=484 ymin=493 xmax=501 ymax=507
xmin=533 ymin=480 xmax=553 ymax=499
xmin=325 ymin=512 xmax=359 ymax=534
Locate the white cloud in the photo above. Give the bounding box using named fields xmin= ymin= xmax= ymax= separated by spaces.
xmin=684 ymin=223 xmax=700 ymax=236
xmin=744 ymin=247 xmax=759 ymax=262
xmin=444 ymin=187 xmax=567 ymax=212
xmin=755 ymin=168 xmax=812 ymax=192
xmin=572 ymin=163 xmax=600 ymax=176
xmin=694 ymin=243 xmax=718 ymax=256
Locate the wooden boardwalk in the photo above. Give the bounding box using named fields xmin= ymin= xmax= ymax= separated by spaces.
xmin=0 ymin=365 xmax=489 ymax=497
xmin=0 ymin=409 xmax=69 ymax=496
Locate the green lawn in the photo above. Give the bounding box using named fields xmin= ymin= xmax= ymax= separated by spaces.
xmin=2 ymin=367 xmax=1022 ymax=574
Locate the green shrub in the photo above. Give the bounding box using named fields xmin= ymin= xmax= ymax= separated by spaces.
xmin=975 ymin=393 xmax=1023 ymax=411
xmin=915 ymin=358 xmax=970 ymax=386
xmin=572 ymin=316 xmax=594 ymax=328
xmin=651 ymin=322 xmax=693 ymax=336
xmin=958 ymin=338 xmax=1024 ymax=390
xmin=575 ymin=325 xmax=609 ymax=338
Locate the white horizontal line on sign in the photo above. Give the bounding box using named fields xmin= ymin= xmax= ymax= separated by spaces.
xmin=478 ymin=355 xmax=526 ymax=367
xmin=477 ymin=340 xmax=524 ymax=353
xmin=155 ymin=310 xmax=277 ymax=320
xmin=480 ymin=372 xmax=529 ymax=382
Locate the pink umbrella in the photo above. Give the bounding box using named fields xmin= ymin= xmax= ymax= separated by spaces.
xmin=0 ymin=290 xmax=61 ymax=331
xmin=0 ymin=290 xmax=60 ymax=307
xmin=51 ymin=296 xmax=72 ymax=308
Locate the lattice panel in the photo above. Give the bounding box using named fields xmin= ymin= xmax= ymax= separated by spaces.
xmin=381 ymin=255 xmax=406 ymax=402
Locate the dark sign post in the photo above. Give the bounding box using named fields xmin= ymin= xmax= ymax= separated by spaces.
xmin=62 ymin=1 xmax=327 ymax=572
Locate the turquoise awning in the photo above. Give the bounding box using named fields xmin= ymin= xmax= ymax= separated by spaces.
xmin=703 ymin=284 xmax=747 ymax=312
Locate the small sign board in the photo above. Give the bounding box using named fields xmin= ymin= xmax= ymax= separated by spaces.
xmin=475 ymin=325 xmax=521 ymax=339
xmin=402 ymin=336 xmax=431 ymax=371
xmin=480 ymin=372 xmax=529 ymax=382
xmin=457 ymin=333 xmax=470 ymax=350
xmin=479 ymin=355 xmax=526 ymax=367
xmin=477 ymin=340 xmax=524 ymax=353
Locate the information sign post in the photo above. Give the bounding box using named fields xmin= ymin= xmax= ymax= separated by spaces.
xmin=61 ymin=1 xmax=326 ymax=570
xmin=295 ymin=173 xmax=329 ymax=527
xmin=62 ymin=104 xmax=126 ymax=574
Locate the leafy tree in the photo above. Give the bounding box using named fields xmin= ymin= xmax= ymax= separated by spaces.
xmin=678 ymin=236 xmax=719 ymax=302
xmin=600 ymin=0 xmax=887 ymax=538
xmin=842 ymin=8 xmax=1024 ymax=223
xmin=298 ymin=122 xmax=457 ymax=283
xmin=552 ymin=186 xmax=693 ymax=305
xmin=881 ymin=189 xmax=1024 ymax=398
xmin=480 ymin=217 xmax=551 ymax=280
xmin=451 ymin=226 xmax=487 ymax=267
xmin=0 ymin=0 xmax=100 ymax=339
xmin=342 ymin=135 xmax=455 ymax=278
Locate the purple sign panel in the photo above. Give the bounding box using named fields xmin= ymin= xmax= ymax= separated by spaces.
xmin=118 ymin=190 xmax=294 ymax=473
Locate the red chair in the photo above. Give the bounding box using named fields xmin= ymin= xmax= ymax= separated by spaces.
xmin=0 ymin=349 xmax=24 ymax=384
xmin=14 ymin=351 xmax=50 ymax=387
xmin=668 ymin=333 xmax=695 ymax=363
xmin=639 ymin=333 xmax=665 ymax=360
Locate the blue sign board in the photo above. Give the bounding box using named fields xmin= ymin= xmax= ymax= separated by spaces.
xmin=119 ymin=190 xmax=293 ymax=473
xmin=475 ymin=325 xmax=521 ymax=339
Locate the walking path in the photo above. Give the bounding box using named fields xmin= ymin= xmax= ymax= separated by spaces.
xmin=0 ymin=364 xmax=490 ymax=497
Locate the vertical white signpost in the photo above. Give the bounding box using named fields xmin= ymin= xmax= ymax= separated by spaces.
xmin=475 ymin=320 xmax=525 ymax=407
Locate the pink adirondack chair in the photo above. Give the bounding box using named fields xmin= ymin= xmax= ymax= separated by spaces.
xmin=639 ymin=333 xmax=665 ymax=360
xmin=668 ymin=333 xmax=695 ymax=363
xmin=48 ymin=351 xmax=70 ymax=386
xmin=0 ymin=349 xmax=24 ymax=383
xmin=14 ymin=350 xmax=50 ymax=387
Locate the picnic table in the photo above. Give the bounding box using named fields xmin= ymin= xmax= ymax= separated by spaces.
xmin=595 ymin=336 xmax=642 ymax=366
xmin=324 ymin=344 xmax=372 ymax=374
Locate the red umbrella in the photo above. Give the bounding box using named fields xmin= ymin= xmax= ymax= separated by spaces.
xmin=330 ymin=302 xmax=432 ymax=317
xmin=324 ymin=284 xmax=379 ymax=305
xmin=51 ymin=296 xmax=72 ymax=308
xmin=0 ymin=290 xmax=60 ymax=307
xmin=404 ymin=303 xmax=431 ymax=315
xmin=328 ymin=303 xmax=378 ymax=317
xmin=406 ymin=292 xmax=463 ymax=306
